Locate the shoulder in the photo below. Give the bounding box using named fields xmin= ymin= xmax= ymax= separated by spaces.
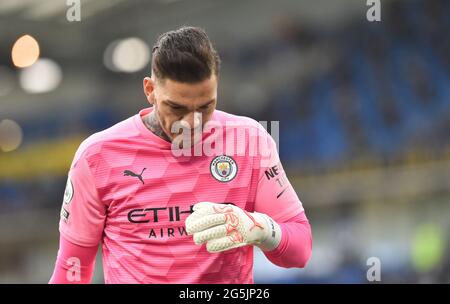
xmin=212 ymin=110 xmax=277 ymax=158
xmin=72 ymin=114 xmax=139 ymax=166
xmin=213 ymin=109 xmax=268 ymax=134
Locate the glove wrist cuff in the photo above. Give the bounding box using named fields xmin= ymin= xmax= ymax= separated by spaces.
xmin=254 ymin=213 xmax=282 ymax=251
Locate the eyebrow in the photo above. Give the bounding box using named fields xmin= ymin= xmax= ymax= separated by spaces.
xmin=164 ymin=99 xmax=215 ymax=109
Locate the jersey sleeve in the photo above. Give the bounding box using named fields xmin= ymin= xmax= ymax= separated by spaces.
xmin=253 ymin=130 xmax=304 ymax=222
xmin=49 ymin=235 xmax=98 ymax=284
xmin=59 ymin=152 xmax=106 ymax=247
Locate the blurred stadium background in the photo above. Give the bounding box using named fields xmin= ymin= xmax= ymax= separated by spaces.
xmin=0 ymin=0 xmax=449 ymax=283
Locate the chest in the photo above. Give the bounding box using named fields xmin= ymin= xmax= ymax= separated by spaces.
xmin=96 ymin=152 xmax=258 ymax=221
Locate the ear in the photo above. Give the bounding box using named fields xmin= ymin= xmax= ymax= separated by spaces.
xmin=143 ymin=77 xmax=155 ymax=105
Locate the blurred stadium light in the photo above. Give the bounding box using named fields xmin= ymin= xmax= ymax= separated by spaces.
xmin=19 ymin=58 xmax=62 ymax=93
xmin=11 ymin=34 xmax=40 ymax=68
xmin=0 ymin=119 xmax=23 ymax=152
xmin=106 ymin=37 xmax=150 ymax=73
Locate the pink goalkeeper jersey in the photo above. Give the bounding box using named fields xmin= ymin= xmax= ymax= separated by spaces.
xmin=59 ymin=107 xmax=304 ymax=284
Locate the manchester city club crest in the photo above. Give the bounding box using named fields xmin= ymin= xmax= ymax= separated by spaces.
xmin=210 ymin=155 xmax=238 ymax=182
xmin=63 ymin=177 xmax=74 ymax=205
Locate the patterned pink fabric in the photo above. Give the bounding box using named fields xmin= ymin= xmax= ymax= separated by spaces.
xmin=56 ymin=108 xmax=308 ymax=283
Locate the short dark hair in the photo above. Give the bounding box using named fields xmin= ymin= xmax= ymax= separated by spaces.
xmin=151 ymin=26 xmax=221 ymax=83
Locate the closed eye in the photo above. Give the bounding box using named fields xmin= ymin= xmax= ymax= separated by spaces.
xmin=165 ymin=102 xmax=185 ymax=111
xmin=169 ymin=104 xmax=183 ymax=110
xmin=199 ymin=100 xmax=215 ymax=110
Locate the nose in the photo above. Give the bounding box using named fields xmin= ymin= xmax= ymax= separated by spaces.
xmin=182 ymin=111 xmax=202 ymax=130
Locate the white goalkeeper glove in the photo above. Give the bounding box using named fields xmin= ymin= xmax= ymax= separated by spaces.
xmin=185 ymin=202 xmax=282 ymax=253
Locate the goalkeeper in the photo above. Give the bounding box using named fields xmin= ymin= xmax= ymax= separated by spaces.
xmin=49 ymin=26 xmax=312 ymax=284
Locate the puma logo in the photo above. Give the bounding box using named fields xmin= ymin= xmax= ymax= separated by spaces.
xmin=243 ymin=210 xmax=264 ymax=231
xmin=124 ymin=168 xmax=146 ymax=184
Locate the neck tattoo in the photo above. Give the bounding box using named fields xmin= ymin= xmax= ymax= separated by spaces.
xmin=144 ymin=111 xmax=172 ymax=142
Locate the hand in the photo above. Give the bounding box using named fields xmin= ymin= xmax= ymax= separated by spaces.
xmin=185 ymin=202 xmax=282 ymax=253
